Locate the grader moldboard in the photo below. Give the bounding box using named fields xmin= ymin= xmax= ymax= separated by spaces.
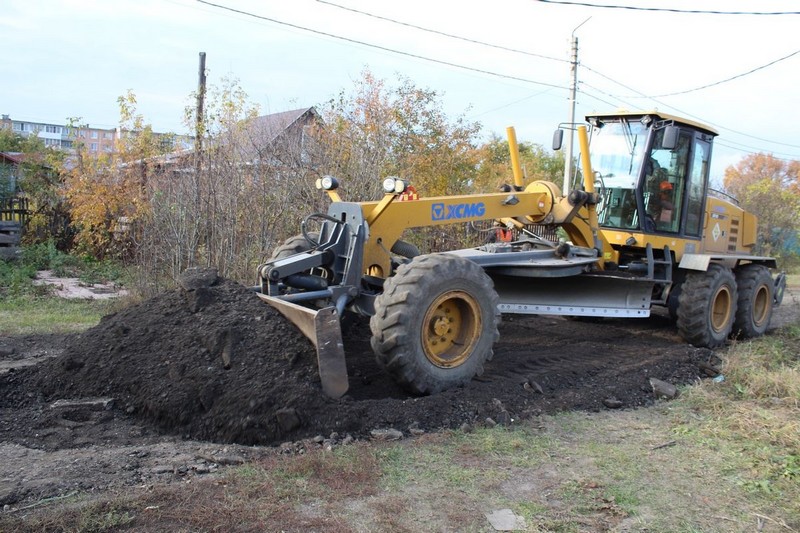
xmin=257 ymin=111 xmax=787 ymax=398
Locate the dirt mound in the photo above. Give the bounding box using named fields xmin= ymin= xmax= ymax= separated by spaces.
xmin=0 ymin=274 xmax=715 ymax=446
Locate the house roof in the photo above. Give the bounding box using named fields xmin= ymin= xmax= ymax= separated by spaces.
xmin=0 ymin=152 xmax=25 ymax=165
xmin=245 ymin=107 xmax=319 ymax=146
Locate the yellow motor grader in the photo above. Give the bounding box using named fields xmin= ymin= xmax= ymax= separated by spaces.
xmin=257 ymin=110 xmax=786 ymax=398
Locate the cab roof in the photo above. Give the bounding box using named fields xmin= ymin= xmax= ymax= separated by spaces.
xmin=585 ymin=109 xmax=718 ymax=136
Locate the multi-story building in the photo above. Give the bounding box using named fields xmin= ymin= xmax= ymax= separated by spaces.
xmin=1 ymin=114 xmax=117 ymax=154
xmin=1 ymin=114 xmax=191 ymax=155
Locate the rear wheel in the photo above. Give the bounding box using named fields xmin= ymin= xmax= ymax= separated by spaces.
xmin=733 ymin=265 xmax=773 ymax=339
xmin=370 ymin=254 xmax=500 ymax=395
xmin=676 ymin=264 xmax=737 ymax=348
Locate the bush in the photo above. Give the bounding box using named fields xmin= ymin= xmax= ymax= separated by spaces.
xmin=1 ymin=242 xmax=128 ymax=299
xmin=21 ymin=240 xmax=66 ymax=271
xmin=0 ymin=259 xmax=46 ymax=298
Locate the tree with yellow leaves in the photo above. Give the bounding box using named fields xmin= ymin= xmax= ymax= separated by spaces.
xmin=723 ymin=152 xmax=800 ymax=260
xmin=64 ymin=91 xmax=170 ymax=259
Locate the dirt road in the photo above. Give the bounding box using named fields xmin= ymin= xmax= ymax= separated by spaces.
xmin=1 ymin=278 xmax=796 ymax=508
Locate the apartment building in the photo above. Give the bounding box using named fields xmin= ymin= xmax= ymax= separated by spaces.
xmin=1 ymin=114 xmax=190 ymax=155
xmin=1 ymin=114 xmax=118 ymax=154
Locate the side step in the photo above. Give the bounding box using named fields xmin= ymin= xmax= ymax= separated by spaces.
xmin=257 ymin=293 xmax=349 ymax=399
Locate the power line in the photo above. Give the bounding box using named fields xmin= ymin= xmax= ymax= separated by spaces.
xmin=315 ymin=0 xmax=799 ymax=146
xmin=580 ymin=63 xmax=800 ymax=150
xmin=468 ymin=87 xmax=557 ymax=119
xmin=196 ymin=0 xmax=798 ymax=156
xmin=316 ymin=0 xmax=568 ymax=64
xmin=619 ymin=49 xmax=800 ymax=98
xmin=577 ymin=87 xmax=621 ymax=109
xmin=716 ymin=140 xmax=800 ymax=161
xmin=531 ymin=0 xmax=800 ymax=16
xmin=580 ymin=81 xmax=638 ymax=110
xmin=581 ymin=78 xmax=800 ymax=157
xmin=196 ymin=0 xmax=570 ymax=91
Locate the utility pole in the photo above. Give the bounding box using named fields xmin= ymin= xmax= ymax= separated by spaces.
xmin=195 ymin=52 xmax=207 ymax=156
xmin=193 ymin=52 xmax=207 ymax=267
xmin=562 ymin=18 xmax=590 ymax=196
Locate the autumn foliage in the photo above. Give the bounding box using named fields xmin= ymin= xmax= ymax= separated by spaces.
xmin=23 ymin=71 xmax=559 ymax=287
xmin=723 ymin=153 xmax=800 ymax=259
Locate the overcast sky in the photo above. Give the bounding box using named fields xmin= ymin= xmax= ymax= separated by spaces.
xmin=2 ymin=0 xmax=798 ymax=182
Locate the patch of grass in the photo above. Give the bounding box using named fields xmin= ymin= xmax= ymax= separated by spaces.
xmin=0 ymin=496 xmax=136 ymax=533
xmin=264 ymin=444 xmax=381 ymax=501
xmin=451 ymin=425 xmax=556 ymax=467
xmin=666 ymin=327 xmax=800 ymax=526
xmin=2 ymin=242 xmax=129 ymax=297
xmin=377 ymin=433 xmax=504 ymax=494
xmin=0 ymin=295 xmax=114 ymax=335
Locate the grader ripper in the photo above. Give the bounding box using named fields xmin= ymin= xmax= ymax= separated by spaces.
xmin=257 ymin=111 xmax=786 ymax=398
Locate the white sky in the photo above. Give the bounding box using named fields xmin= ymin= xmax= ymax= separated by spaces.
xmin=2 ymin=0 xmax=799 ymax=182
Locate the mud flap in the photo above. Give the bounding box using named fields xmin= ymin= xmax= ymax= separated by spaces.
xmin=774 ymin=272 xmax=787 ymax=306
xmin=257 ymin=294 xmax=349 ymax=398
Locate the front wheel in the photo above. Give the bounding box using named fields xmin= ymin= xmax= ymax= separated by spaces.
xmin=269 ymin=232 xmax=319 ymax=261
xmin=733 ymin=265 xmax=774 ymax=339
xmin=676 ymin=264 xmax=737 ymax=348
xmin=369 ymin=254 xmax=500 ymax=395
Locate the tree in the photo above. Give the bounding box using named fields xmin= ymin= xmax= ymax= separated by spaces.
xmin=723 ymin=153 xmax=800 ymax=259
xmin=130 ymin=77 xmax=323 ymax=289
xmin=473 ymin=134 xmax=564 ymax=192
xmin=64 ymin=91 xmax=165 ymax=260
xmin=0 ymin=128 xmax=69 ymax=246
xmin=309 ymin=69 xmax=486 ymax=252
xmin=311 ymin=69 xmax=482 ymax=200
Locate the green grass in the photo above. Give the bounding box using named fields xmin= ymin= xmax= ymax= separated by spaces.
xmin=1 ymin=242 xmax=128 ymax=334
xmin=0 ymin=295 xmax=113 ymax=334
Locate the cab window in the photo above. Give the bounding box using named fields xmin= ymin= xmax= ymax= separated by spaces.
xmin=643 ymin=129 xmax=691 ymax=233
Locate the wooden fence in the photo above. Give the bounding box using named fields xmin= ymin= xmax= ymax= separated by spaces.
xmin=0 ymin=197 xmax=29 ymax=248
xmin=0 ymin=196 xmax=29 ymax=224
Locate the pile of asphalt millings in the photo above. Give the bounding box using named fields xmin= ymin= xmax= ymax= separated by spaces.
xmin=0 ymin=269 xmax=714 ymax=446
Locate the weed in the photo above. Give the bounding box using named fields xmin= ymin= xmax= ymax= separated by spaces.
xmin=0 ymin=260 xmax=44 ymax=298
xmin=76 ymin=505 xmax=135 ymax=531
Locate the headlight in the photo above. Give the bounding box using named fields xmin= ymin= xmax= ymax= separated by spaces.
xmin=382 ymin=177 xmax=396 ymax=193
xmin=382 ymin=177 xmax=407 ymax=194
xmin=318 ymin=175 xmax=339 ymax=190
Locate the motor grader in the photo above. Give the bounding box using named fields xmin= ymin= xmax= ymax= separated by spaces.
xmin=257 ymin=110 xmax=786 ymax=398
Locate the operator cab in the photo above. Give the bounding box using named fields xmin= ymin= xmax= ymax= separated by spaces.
xmin=585 ymin=111 xmax=717 ymax=238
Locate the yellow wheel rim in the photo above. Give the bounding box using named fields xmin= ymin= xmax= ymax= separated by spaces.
xmin=752 ymin=284 xmax=770 ymax=327
xmin=710 ymin=285 xmax=732 ymax=333
xmin=422 ymin=290 xmax=481 ymax=368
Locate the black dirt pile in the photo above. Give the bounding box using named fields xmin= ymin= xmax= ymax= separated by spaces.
xmin=0 ymin=268 xmax=714 ymax=446
xmin=2 ymin=271 xmax=340 ymax=444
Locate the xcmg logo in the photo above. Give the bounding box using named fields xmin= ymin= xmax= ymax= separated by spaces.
xmin=431 ymin=202 xmax=486 ymax=221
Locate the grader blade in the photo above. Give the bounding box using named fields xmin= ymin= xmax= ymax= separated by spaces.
xmin=257 ymin=294 xmax=349 ymax=398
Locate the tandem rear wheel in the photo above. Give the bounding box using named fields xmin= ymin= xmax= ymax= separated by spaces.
xmin=676 ymin=263 xmax=775 ymax=348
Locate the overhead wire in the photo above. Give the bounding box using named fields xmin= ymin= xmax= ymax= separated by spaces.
xmin=611 ymin=49 xmax=800 ymax=98
xmin=311 ymin=0 xmax=799 ymax=152
xmin=468 ymin=87 xmax=557 ymax=119
xmin=715 ymin=141 xmax=799 ymax=161
xmin=580 ymin=64 xmax=800 ymax=151
xmin=531 ymin=0 xmax=800 ymax=16
xmin=196 ymin=0 xmax=798 ymax=157
xmin=195 ymin=0 xmax=569 ymax=91
xmin=316 ymin=0 xmax=568 ymax=63
xmin=577 ymin=88 xmax=621 ymax=109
